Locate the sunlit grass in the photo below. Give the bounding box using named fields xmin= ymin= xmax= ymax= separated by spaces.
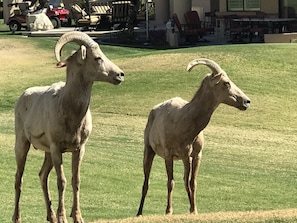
xmin=1 ymin=33 xmax=297 ymax=222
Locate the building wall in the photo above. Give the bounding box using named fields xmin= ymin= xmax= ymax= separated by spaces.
xmin=261 ymin=0 xmax=279 ymax=17
xmin=220 ymin=0 xmax=227 ymax=12
xmin=169 ymin=0 xmax=191 ymax=23
xmin=154 ymin=0 xmax=169 ymax=25
xmin=192 ymin=0 xmax=210 ymax=20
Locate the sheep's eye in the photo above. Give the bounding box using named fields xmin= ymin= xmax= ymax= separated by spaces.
xmin=95 ymin=57 xmax=103 ymax=62
xmin=224 ymin=82 xmax=231 ymax=88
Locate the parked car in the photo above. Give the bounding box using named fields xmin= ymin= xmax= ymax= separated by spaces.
xmin=48 ymin=0 xmax=71 ymax=27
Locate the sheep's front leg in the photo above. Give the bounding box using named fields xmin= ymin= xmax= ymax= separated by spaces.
xmin=70 ymin=146 xmax=85 ymax=223
xmin=39 ymin=152 xmax=57 ymax=223
xmin=51 ymin=145 xmax=68 ymax=223
xmin=12 ymin=137 xmax=30 ymax=223
xmin=165 ymin=158 xmax=174 ymax=215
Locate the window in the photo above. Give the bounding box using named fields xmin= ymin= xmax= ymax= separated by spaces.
xmin=228 ymin=0 xmax=260 ymax=11
xmin=280 ymin=0 xmax=297 ymax=18
xmin=228 ymin=0 xmax=244 ymax=11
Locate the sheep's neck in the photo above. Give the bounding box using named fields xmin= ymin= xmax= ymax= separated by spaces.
xmin=180 ymin=84 xmax=218 ymax=143
xmin=62 ymin=71 xmax=93 ymax=124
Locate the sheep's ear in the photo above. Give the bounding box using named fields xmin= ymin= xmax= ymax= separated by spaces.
xmin=76 ymin=45 xmax=87 ymax=65
xmin=210 ymin=73 xmax=222 ymax=85
xmin=56 ymin=61 xmax=67 ymax=68
xmin=81 ymin=45 xmax=87 ymax=60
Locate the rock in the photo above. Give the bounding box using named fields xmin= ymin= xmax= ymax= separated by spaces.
xmin=27 ymin=11 xmax=54 ymax=31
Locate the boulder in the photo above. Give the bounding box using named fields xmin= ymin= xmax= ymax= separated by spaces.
xmin=27 ymin=11 xmax=54 ymax=31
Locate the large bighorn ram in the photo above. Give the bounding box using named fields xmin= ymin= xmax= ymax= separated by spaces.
xmin=137 ymin=58 xmax=250 ymax=216
xmin=12 ymin=31 xmax=124 ymax=223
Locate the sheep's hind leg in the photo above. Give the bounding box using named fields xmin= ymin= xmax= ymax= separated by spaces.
xmin=189 ymin=154 xmax=201 ymax=214
xmin=165 ymin=157 xmax=174 ymax=215
xmin=39 ymin=152 xmax=57 ymax=223
xmin=50 ymin=145 xmax=68 ymax=223
xmin=70 ymin=147 xmax=85 ymax=223
xmin=12 ymin=135 xmax=30 ymax=223
xmin=137 ymin=145 xmax=155 ymax=216
xmin=189 ymin=136 xmax=203 ymax=214
xmin=182 ymin=157 xmax=195 ymax=214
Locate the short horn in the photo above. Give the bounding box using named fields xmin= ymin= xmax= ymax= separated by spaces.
xmin=54 ymin=31 xmax=98 ymax=62
xmin=186 ymin=58 xmax=222 ymax=74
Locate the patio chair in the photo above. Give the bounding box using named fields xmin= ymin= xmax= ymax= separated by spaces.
xmin=172 ymin=13 xmax=207 ymax=43
xmin=184 ymin=10 xmax=214 ymax=35
xmin=70 ymin=4 xmax=100 ymax=30
xmin=91 ymin=2 xmax=112 ymax=30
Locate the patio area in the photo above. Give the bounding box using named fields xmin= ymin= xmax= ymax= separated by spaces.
xmin=20 ymin=20 xmax=297 ymax=49
xmin=21 ymin=24 xmax=229 ymax=46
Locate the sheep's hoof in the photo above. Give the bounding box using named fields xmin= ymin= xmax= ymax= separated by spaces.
xmin=47 ymin=213 xmax=57 ymax=223
xmin=57 ymin=216 xmax=68 ymax=223
xmin=70 ymin=210 xmax=84 ymax=223
xmin=165 ymin=209 xmax=173 ymax=215
xmin=12 ymin=217 xmax=21 ymax=223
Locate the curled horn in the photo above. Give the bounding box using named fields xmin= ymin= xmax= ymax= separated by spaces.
xmin=186 ymin=58 xmax=222 ymax=75
xmin=54 ymin=31 xmax=98 ymax=62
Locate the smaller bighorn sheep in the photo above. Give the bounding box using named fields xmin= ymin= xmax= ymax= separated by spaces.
xmin=12 ymin=31 xmax=124 ymax=223
xmin=137 ymin=58 xmax=250 ymax=216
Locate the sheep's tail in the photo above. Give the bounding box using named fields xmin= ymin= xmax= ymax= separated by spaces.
xmin=186 ymin=58 xmax=222 ymax=74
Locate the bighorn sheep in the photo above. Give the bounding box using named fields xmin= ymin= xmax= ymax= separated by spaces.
xmin=137 ymin=58 xmax=250 ymax=216
xmin=12 ymin=31 xmax=124 ymax=223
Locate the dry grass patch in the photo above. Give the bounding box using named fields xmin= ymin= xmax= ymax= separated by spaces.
xmin=93 ymin=209 xmax=297 ymax=223
xmin=119 ymin=52 xmax=242 ymax=73
xmin=0 ymin=38 xmax=60 ymax=88
xmin=0 ymin=38 xmax=52 ymax=65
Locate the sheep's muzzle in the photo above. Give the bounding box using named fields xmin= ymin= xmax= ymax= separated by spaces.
xmin=239 ymin=98 xmax=251 ymax=110
xmin=113 ymin=72 xmax=124 ymax=85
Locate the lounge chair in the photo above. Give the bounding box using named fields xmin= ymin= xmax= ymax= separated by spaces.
xmin=70 ymin=4 xmax=100 ymax=30
xmin=172 ymin=13 xmax=207 ymax=43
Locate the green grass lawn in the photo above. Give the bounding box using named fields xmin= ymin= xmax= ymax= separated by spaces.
xmin=1 ymin=30 xmax=297 ymax=223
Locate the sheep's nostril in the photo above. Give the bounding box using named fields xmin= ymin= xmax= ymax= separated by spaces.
xmin=116 ymin=72 xmax=124 ymax=82
xmin=244 ymin=99 xmax=251 ymax=109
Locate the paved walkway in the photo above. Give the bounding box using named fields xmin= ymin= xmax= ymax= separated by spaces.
xmin=22 ymin=27 xmax=232 ymax=47
xmin=22 ymin=27 xmax=117 ymax=38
